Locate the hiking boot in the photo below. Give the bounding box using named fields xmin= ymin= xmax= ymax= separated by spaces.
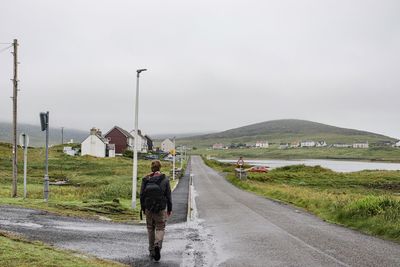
xmin=154 ymin=245 xmax=161 ymax=261
xmin=149 ymin=250 xmax=155 ymax=260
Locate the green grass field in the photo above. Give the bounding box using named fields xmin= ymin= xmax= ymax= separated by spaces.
xmin=0 ymin=231 xmax=125 ymax=267
xmin=0 ymin=142 xmax=178 ymax=222
xmin=203 ymin=158 xmax=400 ymax=242
xmin=196 ymin=146 xmax=400 ymax=162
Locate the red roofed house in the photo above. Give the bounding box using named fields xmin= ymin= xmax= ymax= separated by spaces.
xmin=104 ymin=126 xmax=134 ymax=154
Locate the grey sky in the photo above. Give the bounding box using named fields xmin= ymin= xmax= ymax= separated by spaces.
xmin=0 ymin=0 xmax=399 ymax=138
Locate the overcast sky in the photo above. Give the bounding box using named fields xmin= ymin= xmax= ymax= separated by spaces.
xmin=0 ymin=0 xmax=399 ymax=138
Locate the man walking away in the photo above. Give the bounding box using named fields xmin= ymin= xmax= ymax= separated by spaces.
xmin=140 ymin=160 xmax=172 ymax=262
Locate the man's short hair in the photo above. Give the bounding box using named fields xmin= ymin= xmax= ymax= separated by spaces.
xmin=151 ymin=160 xmax=161 ymax=172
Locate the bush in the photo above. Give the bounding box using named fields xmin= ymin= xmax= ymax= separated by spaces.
xmin=275 ymin=164 xmax=332 ymax=173
xmin=123 ymin=149 xmax=133 ymax=158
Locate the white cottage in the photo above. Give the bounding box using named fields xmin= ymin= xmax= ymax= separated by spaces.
xmin=395 ymin=141 xmax=400 ymax=147
xmin=300 ymin=141 xmax=316 ymax=147
xmin=316 ymin=141 xmax=327 ymax=147
xmin=81 ymin=128 xmax=115 ymax=157
xmin=130 ymin=130 xmax=148 ymax=153
xmin=255 ymin=141 xmax=269 ymax=148
xmin=353 ymin=142 xmax=369 ymax=149
xmin=161 ymin=138 xmax=175 ymax=153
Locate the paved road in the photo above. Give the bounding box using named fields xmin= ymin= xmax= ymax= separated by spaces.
xmin=191 ymin=155 xmax=400 ymax=267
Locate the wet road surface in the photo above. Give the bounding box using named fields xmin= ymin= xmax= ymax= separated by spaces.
xmin=191 ymin=155 xmax=400 ymax=266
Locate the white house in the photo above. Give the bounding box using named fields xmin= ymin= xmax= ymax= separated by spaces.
xmin=63 ymin=146 xmax=77 ymax=156
xmin=300 ymin=141 xmax=316 ymax=147
xmin=394 ymin=141 xmax=400 ymax=148
xmin=81 ymin=128 xmax=115 ymax=157
xmin=333 ymin=143 xmax=352 ymax=148
xmin=290 ymin=142 xmax=300 ymax=148
xmin=316 ymin=141 xmax=327 ymax=147
xmin=212 ymin=143 xmax=224 ymax=150
xmin=130 ymin=130 xmax=148 ymax=153
xmin=353 ymin=142 xmax=369 ymax=149
xmin=255 ymin=141 xmax=269 ymax=148
xmin=161 ymin=138 xmax=175 ymax=153
xmin=279 ymin=143 xmax=289 ymax=149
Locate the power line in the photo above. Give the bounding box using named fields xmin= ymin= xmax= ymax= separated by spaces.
xmin=0 ymin=45 xmax=12 ymax=54
xmin=0 ymin=42 xmax=12 ymax=44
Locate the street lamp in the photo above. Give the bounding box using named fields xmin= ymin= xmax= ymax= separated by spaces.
xmin=173 ymin=137 xmax=176 ymax=180
xmin=132 ymin=68 xmax=147 ymax=209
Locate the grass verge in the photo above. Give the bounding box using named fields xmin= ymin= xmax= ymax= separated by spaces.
xmin=0 ymin=231 xmax=125 ymax=267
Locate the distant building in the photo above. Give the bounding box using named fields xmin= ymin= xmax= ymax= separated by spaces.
xmin=375 ymin=141 xmax=393 ymax=147
xmin=279 ymin=143 xmax=289 ymax=149
xmin=212 ymin=143 xmax=224 ymax=150
xmin=81 ymin=128 xmax=115 ymax=158
xmin=353 ymin=142 xmax=369 ymax=149
xmin=130 ymin=130 xmax=149 ymax=153
xmin=333 ymin=143 xmax=352 ymax=148
xmin=63 ymin=146 xmax=77 ymax=156
xmin=315 ymin=141 xmax=327 ymax=147
xmin=290 ymin=142 xmax=300 ymax=148
xmin=145 ymin=135 xmax=153 ymax=151
xmin=394 ymin=141 xmax=400 ymax=147
xmin=105 ymin=126 xmax=134 ymax=154
xmin=255 ymin=141 xmax=269 ymax=148
xmin=300 ymin=141 xmax=316 ymax=147
xmin=161 ymin=138 xmax=175 ymax=153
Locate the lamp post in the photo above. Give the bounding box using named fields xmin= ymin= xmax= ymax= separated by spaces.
xmin=132 ymin=68 xmax=147 ymax=209
xmin=172 ymin=137 xmax=176 ymax=180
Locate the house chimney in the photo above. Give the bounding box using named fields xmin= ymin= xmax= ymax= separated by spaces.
xmin=90 ymin=127 xmax=97 ymax=135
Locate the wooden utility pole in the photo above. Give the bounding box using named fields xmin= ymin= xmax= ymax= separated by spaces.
xmin=11 ymin=39 xmax=18 ymax=197
xmin=61 ymin=127 xmax=64 ymax=144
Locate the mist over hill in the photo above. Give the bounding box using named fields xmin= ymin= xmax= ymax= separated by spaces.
xmin=180 ymin=119 xmax=397 ymax=147
xmin=0 ymin=122 xmax=87 ymax=147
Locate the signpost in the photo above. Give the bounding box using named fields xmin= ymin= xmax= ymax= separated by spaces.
xmin=19 ymin=133 xmax=29 ymax=199
xmin=40 ymin=111 xmax=50 ymax=201
xmin=237 ymin=157 xmax=244 ymax=180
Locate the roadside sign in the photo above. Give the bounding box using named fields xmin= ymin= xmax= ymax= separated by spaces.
xmin=40 ymin=112 xmax=48 ymax=131
xmin=19 ymin=133 xmax=29 ymax=148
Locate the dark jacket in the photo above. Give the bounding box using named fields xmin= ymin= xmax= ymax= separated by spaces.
xmin=140 ymin=172 xmax=172 ymax=212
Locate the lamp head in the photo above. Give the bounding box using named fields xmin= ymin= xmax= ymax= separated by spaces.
xmin=137 ymin=69 xmax=147 ymax=74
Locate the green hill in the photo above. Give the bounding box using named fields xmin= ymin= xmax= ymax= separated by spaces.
xmin=0 ymin=122 xmax=87 ymax=147
xmin=180 ymin=119 xmax=397 ymax=147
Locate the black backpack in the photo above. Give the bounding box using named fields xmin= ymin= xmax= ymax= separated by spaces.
xmin=143 ymin=174 xmax=167 ymax=212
